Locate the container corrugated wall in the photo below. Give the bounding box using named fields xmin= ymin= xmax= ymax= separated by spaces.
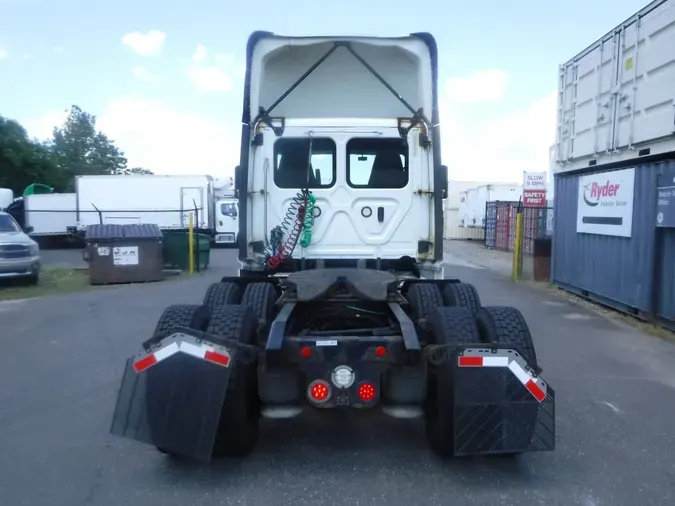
xmin=552 ymin=159 xmax=675 ymax=324
xmin=444 ymin=208 xmax=484 ymax=240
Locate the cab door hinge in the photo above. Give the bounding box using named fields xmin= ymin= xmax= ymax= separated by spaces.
xmin=414 ymin=189 xmax=435 ymax=196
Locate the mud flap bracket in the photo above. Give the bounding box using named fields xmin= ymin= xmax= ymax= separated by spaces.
xmin=109 ymin=332 xmax=238 ymax=462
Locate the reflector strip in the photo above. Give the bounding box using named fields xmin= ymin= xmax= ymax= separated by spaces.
xmin=458 ymin=350 xmax=547 ymax=403
xmin=458 ymin=356 xmax=509 ymax=367
xmin=458 ymin=356 xmax=483 ymax=367
xmin=507 ymin=360 xmax=531 ymax=385
xmin=525 ymin=379 xmax=546 ymax=402
xmin=153 ymin=342 xmax=180 ymax=362
xmin=133 ymin=354 xmax=157 ymax=373
xmin=204 ymin=350 xmax=230 ymax=366
xmin=132 ymin=338 xmax=232 ymax=373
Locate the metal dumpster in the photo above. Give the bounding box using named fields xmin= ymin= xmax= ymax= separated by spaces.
xmin=86 ymin=224 xmax=165 ymax=285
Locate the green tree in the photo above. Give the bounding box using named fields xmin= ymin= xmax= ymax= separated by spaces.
xmin=0 ymin=116 xmax=60 ymax=194
xmin=1 ymin=106 xmax=152 ymax=196
xmin=49 ymin=105 xmax=129 ymax=190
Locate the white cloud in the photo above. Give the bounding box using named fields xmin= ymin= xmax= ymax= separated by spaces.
xmin=0 ymin=47 xmax=7 ymax=60
xmin=131 ymin=65 xmax=159 ymax=82
xmin=214 ymin=53 xmax=234 ymax=65
xmin=121 ymin=30 xmax=166 ymax=57
xmin=24 ymin=108 xmax=69 ymax=140
xmin=192 ymin=44 xmax=207 ymax=62
xmin=97 ymin=98 xmax=239 ymax=176
xmin=444 ymin=70 xmax=510 ymax=105
xmin=188 ymin=44 xmax=237 ymax=93
xmin=439 ymin=89 xmax=557 ymax=184
xmin=189 ymin=66 xmax=234 ymax=92
xmin=25 ymin=99 xmax=240 ymax=177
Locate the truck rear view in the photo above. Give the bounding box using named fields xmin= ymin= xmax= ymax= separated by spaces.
xmin=109 ymin=31 xmax=555 ymax=463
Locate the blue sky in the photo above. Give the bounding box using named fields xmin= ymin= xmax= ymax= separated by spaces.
xmin=0 ymin=0 xmax=649 ymax=185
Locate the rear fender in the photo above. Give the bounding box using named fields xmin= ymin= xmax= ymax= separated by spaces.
xmin=109 ymin=330 xmax=238 ymax=462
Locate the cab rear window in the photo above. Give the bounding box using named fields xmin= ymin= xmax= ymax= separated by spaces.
xmin=347 ymin=138 xmax=409 ymax=189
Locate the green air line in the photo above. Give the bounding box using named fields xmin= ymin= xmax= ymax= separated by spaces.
xmin=300 ymin=192 xmax=316 ymax=248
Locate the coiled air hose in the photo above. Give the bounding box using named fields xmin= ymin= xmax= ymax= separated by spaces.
xmin=266 ymin=189 xmax=315 ymax=270
xmin=299 ymin=192 xmax=316 ymax=248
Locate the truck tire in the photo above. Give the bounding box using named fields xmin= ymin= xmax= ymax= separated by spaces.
xmin=406 ymin=283 xmax=444 ymax=326
xmin=240 ymin=282 xmax=278 ymax=344
xmin=424 ymin=306 xmax=482 ymax=458
xmin=143 ymin=304 xmax=211 ymax=351
xmin=443 ymin=283 xmax=481 ymax=316
xmin=474 ymin=306 xmax=538 ymax=370
xmin=206 ymin=304 xmax=260 ymax=458
xmin=203 ymin=282 xmax=242 ymax=312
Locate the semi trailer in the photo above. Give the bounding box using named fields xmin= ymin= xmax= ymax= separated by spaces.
xmin=110 ymin=31 xmax=555 ymax=462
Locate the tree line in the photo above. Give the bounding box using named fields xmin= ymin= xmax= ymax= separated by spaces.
xmin=0 ymin=105 xmax=152 ymax=196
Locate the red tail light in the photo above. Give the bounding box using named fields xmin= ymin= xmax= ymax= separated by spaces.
xmin=308 ymin=380 xmax=331 ymax=403
xmin=357 ymin=382 xmax=376 ymax=402
xmin=300 ymin=346 xmax=312 ymax=358
xmin=375 ymin=346 xmax=387 ymax=358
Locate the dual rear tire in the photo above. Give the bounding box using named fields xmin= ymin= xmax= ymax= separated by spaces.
xmin=150 ymin=280 xmax=279 ymax=459
xmin=423 ymin=303 xmax=538 ymax=457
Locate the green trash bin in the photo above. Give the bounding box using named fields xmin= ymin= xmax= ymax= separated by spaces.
xmin=162 ymin=231 xmax=210 ymax=271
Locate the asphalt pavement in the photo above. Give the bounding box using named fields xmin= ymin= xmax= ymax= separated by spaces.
xmin=1 ymin=247 xmax=674 ymax=506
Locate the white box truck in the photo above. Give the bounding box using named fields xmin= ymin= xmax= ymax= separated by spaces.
xmin=458 ymin=191 xmax=469 ymax=227
xmin=553 ymin=0 xmax=675 ymax=173
xmin=24 ymin=193 xmax=78 ymax=237
xmin=74 ymin=175 xmax=215 ymax=232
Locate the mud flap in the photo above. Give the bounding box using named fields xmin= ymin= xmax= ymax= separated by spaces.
xmin=109 ymin=333 xmax=234 ymax=462
xmin=452 ymin=348 xmax=555 ymax=456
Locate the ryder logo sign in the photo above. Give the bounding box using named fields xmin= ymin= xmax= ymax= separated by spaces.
xmin=576 ymin=168 xmax=635 ymax=237
xmin=582 ymin=181 xmax=621 ymax=207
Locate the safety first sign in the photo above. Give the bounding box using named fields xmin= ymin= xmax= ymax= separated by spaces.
xmin=523 ymin=172 xmax=547 ymax=207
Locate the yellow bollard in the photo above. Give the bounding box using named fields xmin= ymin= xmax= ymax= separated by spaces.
xmin=188 ymin=213 xmax=194 ymax=275
xmin=512 ymin=211 xmax=523 ymax=281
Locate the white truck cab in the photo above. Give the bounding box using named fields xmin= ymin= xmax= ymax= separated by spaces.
xmin=214 ymin=198 xmax=239 ymax=246
xmin=235 ymin=32 xmax=447 ymax=279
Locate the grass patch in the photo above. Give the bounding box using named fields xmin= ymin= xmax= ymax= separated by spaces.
xmin=0 ymin=268 xmax=91 ymax=301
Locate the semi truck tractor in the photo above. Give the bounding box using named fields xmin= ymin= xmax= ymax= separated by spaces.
xmin=110 ymin=31 xmax=555 ymax=462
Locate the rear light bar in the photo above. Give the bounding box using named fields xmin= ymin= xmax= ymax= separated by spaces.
xmin=457 ymin=349 xmax=548 ymax=403
xmin=133 ymin=338 xmax=231 ymax=373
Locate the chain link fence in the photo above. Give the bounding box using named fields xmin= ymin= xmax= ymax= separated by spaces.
xmin=484 ymin=201 xmax=554 ymax=281
xmin=7 ymin=203 xmax=208 ymax=272
xmin=13 ymin=207 xmax=204 ymax=238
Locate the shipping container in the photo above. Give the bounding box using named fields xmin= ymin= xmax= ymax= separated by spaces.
xmin=553 ymin=0 xmax=675 ymax=174
xmin=553 ymin=159 xmax=675 ymax=327
xmin=24 ymin=193 xmax=77 ymax=236
xmin=75 ymin=175 xmax=215 ymax=232
xmin=459 ymin=184 xmax=521 ymax=228
xmin=444 ymin=208 xmax=485 ymax=240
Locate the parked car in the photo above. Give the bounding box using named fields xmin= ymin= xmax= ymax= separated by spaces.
xmin=0 ymin=211 xmax=40 ymax=285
